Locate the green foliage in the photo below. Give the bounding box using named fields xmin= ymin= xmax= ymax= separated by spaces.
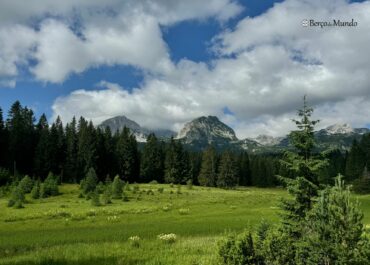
xmin=141 ymin=133 xmax=164 ymax=183
xmin=81 ymin=167 xmax=98 ymax=195
xmin=0 ymin=168 xmax=11 ymax=186
xmin=112 ymin=175 xmax=124 ymax=199
xmin=102 ymin=184 xmax=112 ymax=204
xmin=186 ymin=179 xmax=193 ymax=190
xmin=198 ymin=146 xmax=218 ymax=187
xmin=31 ymin=180 xmax=41 ymax=199
xmin=345 ymin=139 xmax=366 ymax=181
xmin=90 ymin=190 xmax=101 ymax=206
xmin=8 ymin=185 xmax=25 ymax=208
xmin=41 ymin=172 xmax=59 ymax=198
xmin=218 ymin=231 xmax=261 ymax=265
xmin=217 ymin=151 xmax=238 ymax=188
xmin=18 ymin=175 xmax=33 ymax=193
xmin=164 ymin=138 xmax=190 ymax=184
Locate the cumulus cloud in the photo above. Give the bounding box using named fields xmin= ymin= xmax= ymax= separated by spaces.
xmin=51 ymin=0 xmax=370 ymax=138
xmin=0 ymin=0 xmax=242 ymax=83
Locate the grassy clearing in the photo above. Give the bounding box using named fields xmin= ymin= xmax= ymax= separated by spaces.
xmin=0 ymin=184 xmax=369 ymax=265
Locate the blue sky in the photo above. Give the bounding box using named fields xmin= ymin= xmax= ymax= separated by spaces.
xmin=0 ymin=0 xmax=369 ymax=137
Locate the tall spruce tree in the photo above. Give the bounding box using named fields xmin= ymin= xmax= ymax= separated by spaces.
xmin=164 ymin=137 xmax=190 ymax=184
xmin=238 ymin=151 xmax=251 ymax=186
xmin=140 ymin=133 xmax=164 ymax=183
xmin=0 ymin=107 xmax=7 ymax=168
xmin=198 ymin=145 xmax=218 ymax=187
xmin=116 ymin=127 xmax=140 ymax=183
xmin=77 ymin=118 xmax=97 ymax=180
xmin=6 ymin=101 xmax=36 ymax=175
xmin=217 ymin=151 xmax=238 ymax=188
xmin=65 ymin=117 xmax=78 ymax=182
xmin=34 ymin=114 xmax=51 ymax=179
xmin=279 ymin=95 xmax=328 ymax=237
xmin=345 ymin=139 xmax=366 ymax=181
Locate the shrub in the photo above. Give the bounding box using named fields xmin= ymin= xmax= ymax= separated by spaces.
xmin=31 ymin=180 xmax=41 ymax=199
xmin=218 ymin=231 xmax=262 ymax=265
xmin=186 ymin=179 xmax=193 ymax=190
xmin=8 ymin=186 xmax=25 ymax=208
xmin=146 ymin=189 xmax=154 ymax=195
xmin=157 ymin=187 xmax=164 ymax=193
xmin=122 ymin=191 xmax=129 ymax=202
xmin=81 ymin=168 xmax=98 ymax=195
xmin=149 ymin=180 xmax=158 ymax=185
xmin=41 ymin=172 xmax=59 ymax=197
xmin=157 ymin=233 xmax=177 ymax=244
xmin=112 ymin=175 xmax=124 ymax=199
xmin=96 ymin=181 xmax=105 ymax=194
xmin=102 ymin=185 xmax=112 ymax=204
xmin=90 ymin=190 xmax=101 ymax=206
xmin=176 ymin=184 xmax=182 ymax=194
xmin=18 ymin=175 xmax=33 ymax=194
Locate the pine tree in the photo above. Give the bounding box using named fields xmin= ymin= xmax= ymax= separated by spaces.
xmin=112 ymin=175 xmax=123 ymax=199
xmin=41 ymin=172 xmax=59 ymax=197
xmin=81 ymin=167 xmax=98 ymax=195
xmin=279 ymin=95 xmax=328 ymax=237
xmin=345 ymin=139 xmax=365 ymax=181
xmin=141 ymin=133 xmax=164 ymax=183
xmin=31 ymin=180 xmax=41 ymax=199
xmin=18 ymin=175 xmax=33 ymax=193
xmin=164 ymin=138 xmax=190 ymax=184
xmin=198 ymin=146 xmax=218 ymax=186
xmin=238 ymin=151 xmax=251 ymax=186
xmin=77 ymin=118 xmax=97 ymax=179
xmin=34 ymin=114 xmax=50 ymax=179
xmin=116 ymin=127 xmax=140 ymax=183
xmin=0 ymin=107 xmax=8 ymax=169
xmin=65 ymin=117 xmax=78 ymax=182
xmin=217 ymin=151 xmax=238 ymax=188
xmin=297 ymin=175 xmax=369 ymax=264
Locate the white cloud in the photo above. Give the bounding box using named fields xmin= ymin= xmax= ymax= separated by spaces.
xmin=51 ymin=0 xmax=370 ymax=138
xmin=0 ymin=0 xmax=242 ymax=83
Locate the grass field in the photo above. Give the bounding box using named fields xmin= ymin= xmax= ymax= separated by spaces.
xmin=1 ymin=184 xmax=370 ymax=265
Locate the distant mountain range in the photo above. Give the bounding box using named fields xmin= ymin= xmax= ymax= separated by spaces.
xmin=99 ymin=115 xmax=370 ymax=152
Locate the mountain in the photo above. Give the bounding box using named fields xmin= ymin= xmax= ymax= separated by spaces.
xmin=176 ymin=116 xmax=238 ymax=150
xmin=99 ymin=115 xmax=175 ymax=142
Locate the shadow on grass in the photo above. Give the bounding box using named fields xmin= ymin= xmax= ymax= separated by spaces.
xmin=2 ymin=256 xmax=152 ymax=265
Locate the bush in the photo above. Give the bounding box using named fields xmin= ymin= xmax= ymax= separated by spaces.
xmin=81 ymin=168 xmax=98 ymax=195
xmin=96 ymin=181 xmax=105 ymax=194
xmin=41 ymin=172 xmax=59 ymax=198
xmin=157 ymin=187 xmax=164 ymax=193
xmin=218 ymin=231 xmax=262 ymax=265
xmin=90 ymin=190 xmax=101 ymax=206
xmin=146 ymin=189 xmax=154 ymax=195
xmin=122 ymin=191 xmax=129 ymax=202
xmin=102 ymin=185 xmax=112 ymax=204
xmin=18 ymin=175 xmax=33 ymax=194
xmin=31 ymin=180 xmax=41 ymax=199
xmin=186 ymin=179 xmax=193 ymax=190
xmin=8 ymin=186 xmax=25 ymax=208
xmin=112 ymin=175 xmax=123 ymax=199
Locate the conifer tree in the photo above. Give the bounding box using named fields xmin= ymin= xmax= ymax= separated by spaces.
xmin=0 ymin=107 xmax=7 ymax=169
xmin=81 ymin=167 xmax=98 ymax=195
xmin=238 ymin=151 xmax=251 ymax=186
xmin=345 ymin=139 xmax=365 ymax=181
xmin=279 ymin=95 xmax=328 ymax=237
xmin=217 ymin=151 xmax=238 ymax=188
xmin=164 ymin=138 xmax=190 ymax=184
xmin=116 ymin=127 xmax=140 ymax=183
xmin=65 ymin=117 xmax=78 ymax=182
xmin=141 ymin=133 xmax=164 ymax=183
xmin=198 ymin=146 xmax=218 ymax=186
xmin=112 ymin=175 xmax=123 ymax=199
xmin=31 ymin=180 xmax=41 ymax=199
xmin=77 ymin=118 xmax=97 ymax=179
xmin=34 ymin=114 xmax=50 ymax=178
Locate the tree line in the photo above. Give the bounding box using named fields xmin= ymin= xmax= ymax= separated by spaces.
xmin=0 ymin=101 xmax=279 ymax=188
xmin=0 ymin=100 xmax=366 ymax=189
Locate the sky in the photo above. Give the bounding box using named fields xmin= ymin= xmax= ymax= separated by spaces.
xmin=0 ymin=0 xmax=370 ymax=138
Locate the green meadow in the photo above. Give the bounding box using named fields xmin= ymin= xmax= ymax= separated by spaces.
xmin=1 ymin=184 xmax=370 ymax=265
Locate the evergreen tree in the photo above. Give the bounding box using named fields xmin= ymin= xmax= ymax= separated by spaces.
xmin=345 ymin=139 xmax=365 ymax=181
xmin=81 ymin=167 xmax=98 ymax=195
xmin=297 ymin=175 xmax=369 ymax=264
xmin=41 ymin=172 xmax=59 ymax=197
xmin=6 ymin=101 xmax=36 ymax=175
xmin=116 ymin=127 xmax=140 ymax=183
xmin=77 ymin=118 xmax=97 ymax=179
xmin=198 ymin=146 xmax=218 ymax=186
xmin=164 ymin=138 xmax=190 ymax=184
xmin=34 ymin=114 xmax=50 ymax=179
xmin=238 ymin=151 xmax=251 ymax=186
xmin=18 ymin=175 xmax=33 ymax=193
xmin=0 ymin=107 xmax=8 ymax=168
xmin=31 ymin=180 xmax=41 ymax=199
xmin=112 ymin=175 xmax=123 ymax=199
xmin=217 ymin=151 xmax=238 ymax=188
xmin=65 ymin=117 xmax=78 ymax=182
xmin=140 ymin=133 xmax=164 ymax=183
xmin=279 ymin=96 xmax=328 ymax=237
